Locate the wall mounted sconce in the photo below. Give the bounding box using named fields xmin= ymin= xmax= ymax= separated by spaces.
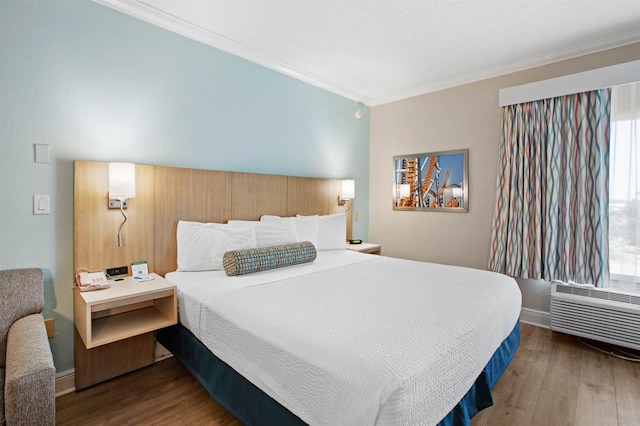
xmin=354 ymin=102 xmax=365 ymax=119
xmin=338 ymin=179 xmax=355 ymax=207
xmin=108 ymin=162 xmax=136 ymax=247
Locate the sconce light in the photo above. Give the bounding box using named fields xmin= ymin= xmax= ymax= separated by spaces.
xmin=354 ymin=102 xmax=365 ymax=119
xmin=338 ymin=179 xmax=355 ymax=207
xmin=108 ymin=162 xmax=136 ymax=247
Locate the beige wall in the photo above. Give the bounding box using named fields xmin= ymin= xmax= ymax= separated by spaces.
xmin=370 ymin=42 xmax=640 ymax=316
xmin=370 ymin=42 xmax=640 ymax=267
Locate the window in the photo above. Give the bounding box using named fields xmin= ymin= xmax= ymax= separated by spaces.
xmin=609 ymin=82 xmax=640 ymax=284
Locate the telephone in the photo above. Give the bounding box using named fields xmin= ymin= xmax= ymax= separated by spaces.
xmin=76 ymin=271 xmax=110 ymax=291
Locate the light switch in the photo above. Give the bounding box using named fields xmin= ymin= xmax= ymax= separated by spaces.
xmin=34 ymin=144 xmax=51 ymax=164
xmin=33 ymin=195 xmax=50 ymax=215
xmin=354 ymin=211 xmax=359 ymax=221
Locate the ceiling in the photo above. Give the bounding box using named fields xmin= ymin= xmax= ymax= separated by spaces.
xmin=95 ymin=0 xmax=640 ymax=106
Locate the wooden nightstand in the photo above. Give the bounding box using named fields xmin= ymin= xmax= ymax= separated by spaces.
xmin=346 ymin=242 xmax=381 ymax=255
xmin=74 ymin=273 xmax=177 ymax=389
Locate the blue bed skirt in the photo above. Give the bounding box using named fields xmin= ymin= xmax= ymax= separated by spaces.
xmin=157 ymin=321 xmax=520 ymax=425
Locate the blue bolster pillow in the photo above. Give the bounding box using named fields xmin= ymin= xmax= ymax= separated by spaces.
xmin=223 ymin=241 xmax=317 ymax=276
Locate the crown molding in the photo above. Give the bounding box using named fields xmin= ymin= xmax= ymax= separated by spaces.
xmin=369 ymin=30 xmax=640 ymax=106
xmin=93 ymin=0 xmax=640 ymax=108
xmin=92 ymin=0 xmax=371 ymax=105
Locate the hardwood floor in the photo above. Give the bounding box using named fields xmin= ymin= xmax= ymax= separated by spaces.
xmin=56 ymin=355 xmax=241 ymax=426
xmin=471 ymin=323 xmax=640 ymax=426
xmin=57 ymin=323 xmax=640 ymax=425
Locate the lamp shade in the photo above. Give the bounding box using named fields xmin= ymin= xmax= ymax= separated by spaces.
xmin=108 ymin=162 xmax=136 ymax=198
xmin=341 ymin=179 xmax=355 ymax=200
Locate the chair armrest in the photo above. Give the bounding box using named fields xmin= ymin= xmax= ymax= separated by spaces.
xmin=5 ymin=314 xmax=55 ymax=426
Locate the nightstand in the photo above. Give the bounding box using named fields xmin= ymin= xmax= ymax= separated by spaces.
xmin=346 ymin=242 xmax=381 ymax=255
xmin=74 ymin=273 xmax=177 ymax=389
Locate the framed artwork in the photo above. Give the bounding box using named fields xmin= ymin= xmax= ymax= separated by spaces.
xmin=393 ymin=149 xmax=468 ymax=212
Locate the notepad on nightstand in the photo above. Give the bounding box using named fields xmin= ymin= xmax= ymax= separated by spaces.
xmin=132 ymin=261 xmax=153 ymax=281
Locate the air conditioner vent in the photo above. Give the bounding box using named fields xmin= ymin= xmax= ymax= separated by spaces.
xmin=610 ymin=293 xmax=630 ymax=303
xmin=573 ymin=287 xmax=590 ymax=297
xmin=550 ymin=282 xmax=640 ymax=350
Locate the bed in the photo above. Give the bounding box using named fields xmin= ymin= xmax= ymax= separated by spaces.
xmin=157 ymin=217 xmax=522 ymax=425
xmin=71 ymin=162 xmax=520 ymax=422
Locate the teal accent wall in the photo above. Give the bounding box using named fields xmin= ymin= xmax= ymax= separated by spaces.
xmin=1 ymin=0 xmax=370 ymax=373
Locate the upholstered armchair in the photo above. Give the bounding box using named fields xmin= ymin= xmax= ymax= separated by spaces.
xmin=0 ymin=268 xmax=55 ymax=426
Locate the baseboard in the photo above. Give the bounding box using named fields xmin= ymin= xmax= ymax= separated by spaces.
xmin=55 ymin=369 xmax=75 ymax=397
xmin=520 ymin=307 xmax=551 ymax=329
xmin=155 ymin=340 xmax=173 ymax=361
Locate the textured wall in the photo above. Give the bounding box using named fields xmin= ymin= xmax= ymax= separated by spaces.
xmin=1 ymin=0 xmax=370 ymax=372
xmin=370 ymin=43 xmax=640 ymax=315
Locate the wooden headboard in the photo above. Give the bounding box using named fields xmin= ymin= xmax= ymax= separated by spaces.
xmin=74 ymin=161 xmax=350 ymax=276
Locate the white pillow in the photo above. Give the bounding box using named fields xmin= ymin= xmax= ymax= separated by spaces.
xmin=258 ymin=215 xmax=319 ymax=246
xmin=293 ymin=215 xmax=319 ymax=245
xmin=255 ymin=218 xmax=299 ymax=247
xmin=176 ymin=221 xmax=256 ymax=271
xmin=227 ymin=220 xmax=258 ymax=229
xmin=315 ymin=213 xmax=346 ymax=250
xmin=259 ymin=215 xmax=282 ymax=221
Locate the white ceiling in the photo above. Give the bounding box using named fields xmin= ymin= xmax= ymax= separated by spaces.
xmin=95 ymin=0 xmax=640 ymax=106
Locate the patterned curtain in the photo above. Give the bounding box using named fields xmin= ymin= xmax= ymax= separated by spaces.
xmin=488 ymin=89 xmax=611 ymax=287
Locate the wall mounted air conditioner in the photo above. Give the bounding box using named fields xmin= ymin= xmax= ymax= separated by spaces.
xmin=550 ymin=282 xmax=640 ymax=350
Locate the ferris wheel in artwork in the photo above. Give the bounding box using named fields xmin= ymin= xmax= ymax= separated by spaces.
xmin=393 ymin=149 xmax=468 ymax=212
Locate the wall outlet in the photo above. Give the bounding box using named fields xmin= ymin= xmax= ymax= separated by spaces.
xmin=106 ymin=266 xmax=128 ymax=276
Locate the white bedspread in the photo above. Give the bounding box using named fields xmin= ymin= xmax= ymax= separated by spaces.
xmin=166 ymin=250 xmax=521 ymax=425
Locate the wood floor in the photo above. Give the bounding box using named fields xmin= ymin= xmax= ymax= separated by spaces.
xmin=57 ymin=323 xmax=640 ymax=425
xmin=471 ymin=323 xmax=640 ymax=426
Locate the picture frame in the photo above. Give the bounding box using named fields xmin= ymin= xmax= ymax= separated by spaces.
xmin=393 ymin=149 xmax=468 ymax=212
